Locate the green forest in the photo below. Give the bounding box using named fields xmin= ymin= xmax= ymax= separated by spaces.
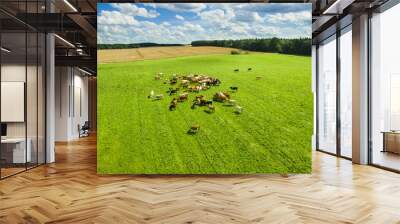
xmin=98 ymin=43 xmax=183 ymax=49
xmin=191 ymin=38 xmax=311 ymax=56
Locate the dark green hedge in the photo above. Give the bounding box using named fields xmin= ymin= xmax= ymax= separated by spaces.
xmin=191 ymin=38 xmax=311 ymax=56
xmin=98 ymin=43 xmax=184 ymax=49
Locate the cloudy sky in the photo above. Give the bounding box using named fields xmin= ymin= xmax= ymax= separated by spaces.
xmin=98 ymin=3 xmax=311 ymax=44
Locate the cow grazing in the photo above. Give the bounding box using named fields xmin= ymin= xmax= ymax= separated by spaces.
xmin=212 ymin=79 xmax=221 ymax=86
xmin=234 ymin=69 xmax=239 ymax=72
xmin=248 ymin=68 xmax=252 ymax=71
xmin=153 ymin=94 xmax=163 ymax=100
xmin=192 ymin=95 xmax=212 ymax=108
xmin=147 ymin=90 xmax=155 ymax=99
xmin=213 ymin=92 xmax=229 ymax=102
xmin=192 ymin=85 xmax=201 ymax=92
xmin=168 ymin=87 xmax=180 ymax=96
xmin=230 ymin=86 xmax=238 ymax=91
xmin=207 ymin=104 xmax=215 ymax=113
xmin=199 ymin=78 xmax=211 ymax=84
xmin=169 ymin=104 xmax=177 ymax=111
xmin=195 ymin=95 xmax=204 ymax=100
xmin=169 ymin=98 xmax=178 ymax=111
xmin=222 ymin=92 xmax=231 ymax=99
xmin=181 ymin=80 xmax=189 ymax=87
xmin=188 ymin=124 xmax=200 ymax=134
xmin=178 ymin=93 xmax=188 ymax=102
xmin=201 ymin=85 xmax=210 ymax=90
xmin=148 ymin=90 xmax=164 ymax=100
xmin=192 ymin=96 xmax=204 ymax=106
xmin=199 ymin=99 xmax=209 ymax=106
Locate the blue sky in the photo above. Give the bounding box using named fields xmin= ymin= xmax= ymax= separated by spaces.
xmin=98 ymin=3 xmax=311 ymax=44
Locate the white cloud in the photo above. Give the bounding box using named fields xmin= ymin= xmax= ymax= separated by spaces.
xmin=179 ymin=22 xmax=204 ymax=32
xmin=229 ymin=25 xmax=247 ymax=35
xmin=229 ymin=3 xmax=310 ymax=14
xmin=234 ymin=11 xmax=263 ymax=23
xmin=110 ymin=3 xmax=159 ymax=18
xmin=98 ymin=11 xmax=138 ymax=25
xmin=175 ymin=15 xmax=184 ymax=20
xmin=149 ymin=3 xmax=207 ymax=12
xmin=265 ymin=11 xmax=311 ymax=24
xmin=98 ymin=3 xmax=311 ymax=44
xmin=250 ymin=25 xmax=279 ymax=37
xmin=198 ymin=9 xmax=232 ymax=22
xmin=98 ymin=25 xmax=133 ymax=43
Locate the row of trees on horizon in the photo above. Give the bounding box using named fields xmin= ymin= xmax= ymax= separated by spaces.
xmin=97 ymin=43 xmax=183 ymax=49
xmin=191 ymin=38 xmax=311 ymax=56
xmin=98 ymin=38 xmax=311 ymax=56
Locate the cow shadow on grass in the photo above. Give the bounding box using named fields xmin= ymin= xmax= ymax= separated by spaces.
xmin=203 ymin=110 xmax=214 ymax=114
xmin=233 ymin=111 xmax=242 ymax=115
xmin=186 ymin=131 xmax=197 ymax=135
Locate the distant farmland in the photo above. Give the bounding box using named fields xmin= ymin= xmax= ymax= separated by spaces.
xmin=98 ymin=46 xmax=313 ymax=174
xmin=98 ymin=46 xmax=239 ymax=63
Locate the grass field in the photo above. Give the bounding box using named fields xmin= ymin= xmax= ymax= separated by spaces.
xmin=98 ymin=47 xmax=313 ymax=174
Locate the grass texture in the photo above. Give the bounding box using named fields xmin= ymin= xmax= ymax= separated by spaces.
xmin=98 ymin=52 xmax=313 ymax=174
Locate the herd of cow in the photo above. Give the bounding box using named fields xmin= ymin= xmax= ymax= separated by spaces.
xmin=148 ymin=72 xmax=244 ymax=134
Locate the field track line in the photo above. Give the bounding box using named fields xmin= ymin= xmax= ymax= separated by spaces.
xmin=136 ymin=48 xmax=144 ymax=60
xmin=199 ymin=109 xmax=241 ymax=171
xmin=178 ymin=105 xmax=218 ymax=173
xmin=162 ymin=106 xmax=191 ymax=173
xmin=183 ymin=109 xmax=227 ymax=172
xmin=136 ymin=84 xmax=157 ymax=172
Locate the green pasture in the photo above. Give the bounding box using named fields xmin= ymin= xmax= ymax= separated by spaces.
xmin=98 ymin=53 xmax=313 ymax=174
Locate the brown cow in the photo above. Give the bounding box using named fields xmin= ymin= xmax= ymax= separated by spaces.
xmin=213 ymin=92 xmax=229 ymax=102
xmin=169 ymin=98 xmax=178 ymax=111
xmin=188 ymin=124 xmax=200 ymax=134
xmin=223 ymin=92 xmax=231 ymax=99
xmin=178 ymin=93 xmax=189 ymax=102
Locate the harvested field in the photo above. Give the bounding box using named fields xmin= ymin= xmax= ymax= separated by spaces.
xmin=98 ymin=46 xmax=239 ymax=63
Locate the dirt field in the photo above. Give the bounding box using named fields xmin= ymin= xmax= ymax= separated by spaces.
xmin=98 ymin=46 xmax=238 ymax=63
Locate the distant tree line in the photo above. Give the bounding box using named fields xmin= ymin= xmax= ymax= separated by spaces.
xmin=98 ymin=43 xmax=184 ymax=49
xmin=98 ymin=38 xmax=311 ymax=56
xmin=191 ymin=38 xmax=311 ymax=56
